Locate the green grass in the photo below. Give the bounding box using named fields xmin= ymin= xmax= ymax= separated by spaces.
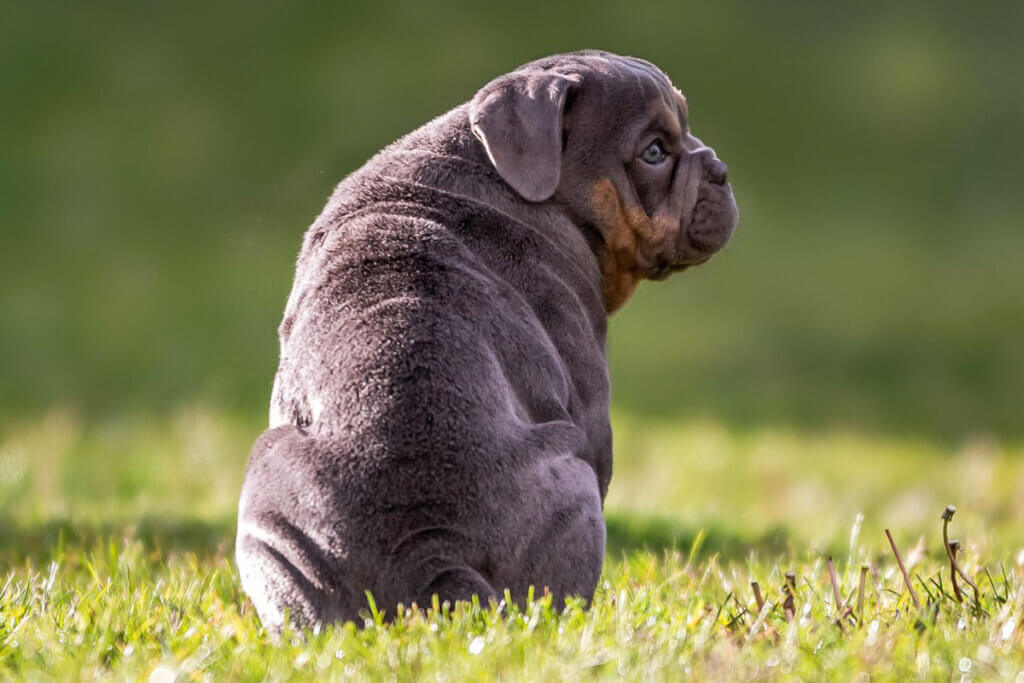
xmin=3 ymin=409 xmax=1024 ymax=679
xmin=2 ymin=2 xmax=1023 ymax=677
xmin=4 ymin=537 xmax=1023 ymax=680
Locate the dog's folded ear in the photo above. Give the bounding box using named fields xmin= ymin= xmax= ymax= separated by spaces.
xmin=470 ymin=71 xmax=581 ymax=203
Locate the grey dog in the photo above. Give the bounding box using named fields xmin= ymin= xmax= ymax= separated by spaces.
xmin=236 ymin=50 xmax=737 ymax=631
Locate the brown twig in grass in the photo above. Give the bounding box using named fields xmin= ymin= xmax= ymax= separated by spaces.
xmin=751 ymin=581 xmax=765 ymax=613
xmin=947 ymin=539 xmax=963 ymax=603
xmin=826 ymin=556 xmax=856 ymax=629
xmin=941 ymin=505 xmax=980 ymax=609
xmin=783 ymin=571 xmax=796 ymax=622
xmin=856 ymin=564 xmax=868 ymax=626
xmin=827 ymin=556 xmax=842 ymax=615
xmin=885 ymin=529 xmax=921 ymax=609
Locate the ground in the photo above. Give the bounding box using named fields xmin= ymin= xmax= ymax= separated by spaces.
xmin=3 ymin=409 xmax=1023 ymax=680
xmin=2 ymin=4 xmax=1023 ymax=678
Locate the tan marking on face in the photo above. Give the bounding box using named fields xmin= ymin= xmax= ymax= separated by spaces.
xmin=590 ymin=178 xmax=678 ymax=313
xmin=590 ymin=178 xmax=640 ymax=312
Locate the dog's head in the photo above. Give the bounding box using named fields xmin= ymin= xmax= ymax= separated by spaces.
xmin=470 ymin=51 xmax=738 ymax=312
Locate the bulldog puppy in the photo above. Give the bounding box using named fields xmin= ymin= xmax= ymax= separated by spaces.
xmin=236 ymin=50 xmax=737 ymax=632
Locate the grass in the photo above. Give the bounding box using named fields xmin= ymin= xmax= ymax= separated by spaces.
xmin=2 ymin=4 xmax=1023 ymax=677
xmin=3 ymin=408 xmax=1024 ymax=679
xmin=4 ymin=536 xmax=1023 ymax=680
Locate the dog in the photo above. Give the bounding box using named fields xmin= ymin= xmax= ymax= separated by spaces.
xmin=236 ymin=50 xmax=737 ymax=632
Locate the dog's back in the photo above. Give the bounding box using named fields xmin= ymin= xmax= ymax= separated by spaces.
xmin=236 ymin=107 xmax=610 ymax=630
xmin=236 ymin=51 xmax=737 ymax=631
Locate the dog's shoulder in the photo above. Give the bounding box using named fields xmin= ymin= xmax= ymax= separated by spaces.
xmin=287 ymin=105 xmax=599 ymax=306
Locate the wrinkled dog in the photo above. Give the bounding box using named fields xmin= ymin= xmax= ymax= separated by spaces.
xmin=236 ymin=51 xmax=737 ymax=631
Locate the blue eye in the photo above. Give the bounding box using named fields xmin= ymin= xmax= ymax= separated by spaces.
xmin=640 ymin=140 xmax=667 ymax=164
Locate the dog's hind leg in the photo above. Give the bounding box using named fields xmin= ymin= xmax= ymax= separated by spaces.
xmin=509 ymin=455 xmax=606 ymax=608
xmin=236 ymin=524 xmax=347 ymax=634
xmin=235 ymin=426 xmax=357 ymax=634
xmin=413 ymin=564 xmax=497 ymax=611
xmin=382 ymin=528 xmax=499 ymax=614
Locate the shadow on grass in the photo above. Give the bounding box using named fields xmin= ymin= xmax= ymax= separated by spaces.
xmin=605 ymin=511 xmax=791 ymax=561
xmin=0 ymin=516 xmax=236 ymax=568
xmin=2 ymin=512 xmax=791 ymax=569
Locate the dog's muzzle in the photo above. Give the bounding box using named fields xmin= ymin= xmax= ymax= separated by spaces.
xmin=673 ymin=143 xmax=738 ymax=267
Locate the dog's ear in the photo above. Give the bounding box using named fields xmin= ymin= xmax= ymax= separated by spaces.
xmin=470 ymin=71 xmax=580 ymax=203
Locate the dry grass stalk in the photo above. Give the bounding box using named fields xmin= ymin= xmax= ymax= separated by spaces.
xmin=751 ymin=581 xmax=765 ymax=613
xmin=783 ymin=571 xmax=796 ymax=622
xmin=885 ymin=528 xmax=921 ymax=609
xmin=856 ymin=564 xmax=869 ymax=626
xmin=941 ymin=505 xmax=980 ymax=609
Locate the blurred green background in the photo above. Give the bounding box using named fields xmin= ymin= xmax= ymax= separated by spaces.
xmin=5 ymin=13 xmax=1024 ymax=675
xmin=2 ymin=0 xmax=1022 ymax=449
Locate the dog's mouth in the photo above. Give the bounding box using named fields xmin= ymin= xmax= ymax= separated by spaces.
xmin=674 ymin=180 xmax=738 ymax=264
xmin=648 ymin=254 xmax=710 ymax=281
xmin=672 ymin=255 xmax=710 ymax=271
xmin=646 ymin=190 xmax=735 ymax=282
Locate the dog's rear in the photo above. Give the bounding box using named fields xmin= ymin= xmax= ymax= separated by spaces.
xmin=236 ymin=51 xmax=736 ymax=632
xmin=236 ymin=113 xmax=609 ymax=628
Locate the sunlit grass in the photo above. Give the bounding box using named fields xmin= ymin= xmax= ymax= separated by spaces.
xmin=608 ymin=411 xmax=1024 ymax=551
xmin=3 ymin=527 xmax=1024 ymax=679
xmin=2 ymin=408 xmax=1024 ymax=679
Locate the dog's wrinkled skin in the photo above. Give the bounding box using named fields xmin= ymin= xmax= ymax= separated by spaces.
xmin=236 ymin=51 xmax=737 ymax=632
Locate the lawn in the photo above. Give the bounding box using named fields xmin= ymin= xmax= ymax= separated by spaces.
xmin=3 ymin=408 xmax=1024 ymax=679
xmin=3 ymin=1 xmax=1024 ymax=679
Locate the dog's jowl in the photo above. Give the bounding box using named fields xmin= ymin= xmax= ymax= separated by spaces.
xmin=236 ymin=50 xmax=738 ymax=632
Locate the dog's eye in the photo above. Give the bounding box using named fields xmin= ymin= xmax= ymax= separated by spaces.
xmin=640 ymin=140 xmax=667 ymax=165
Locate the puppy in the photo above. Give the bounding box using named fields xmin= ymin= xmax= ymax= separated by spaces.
xmin=236 ymin=50 xmax=737 ymax=631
